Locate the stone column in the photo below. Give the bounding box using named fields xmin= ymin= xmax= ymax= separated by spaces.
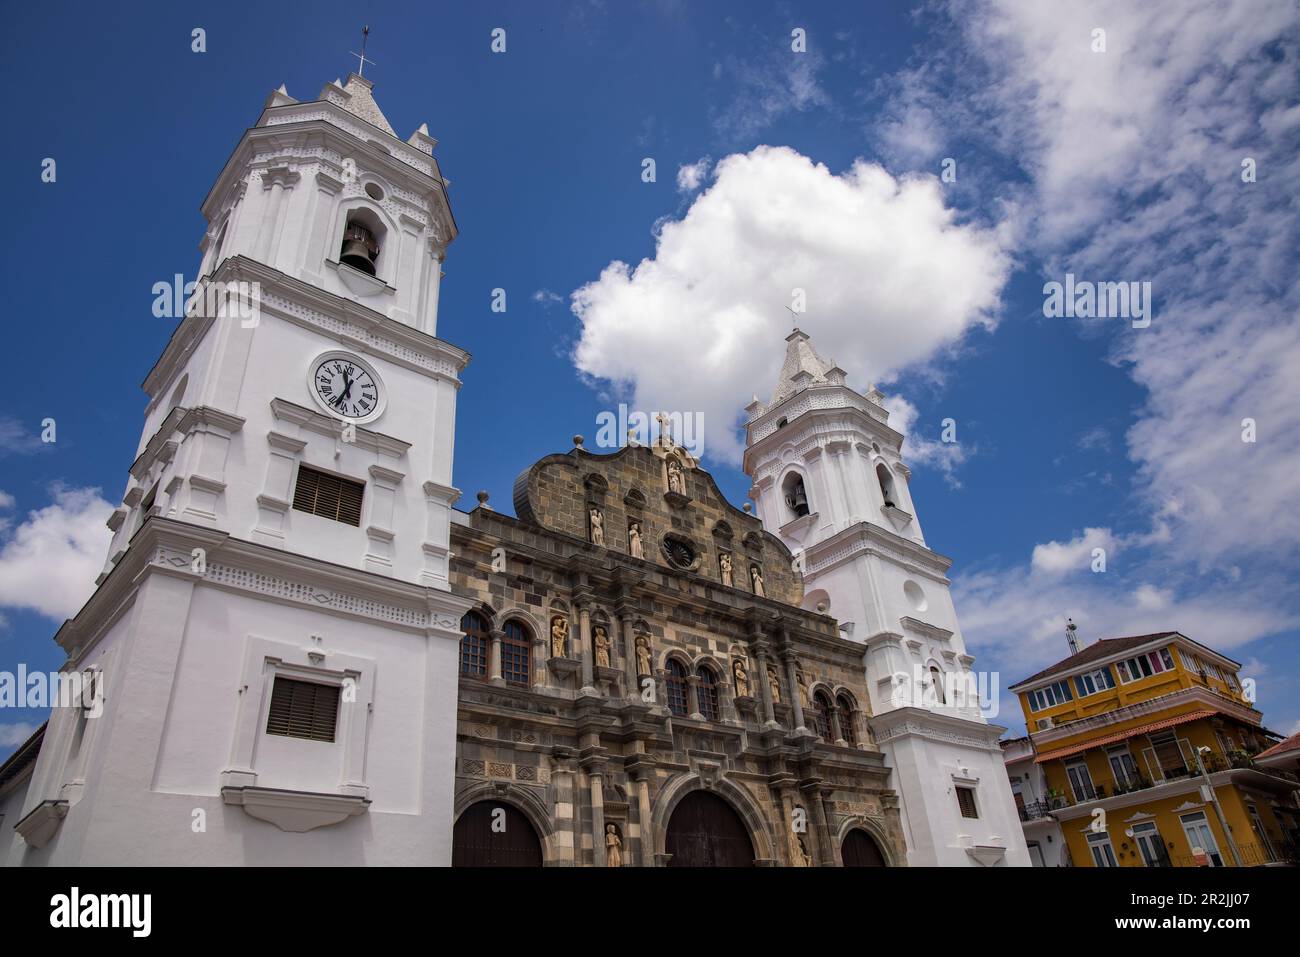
xmin=819 ymin=790 xmax=842 ymax=866
xmin=753 ymin=643 xmax=778 ymax=728
xmin=801 ymin=781 xmax=833 ymax=866
xmin=687 ymin=673 xmax=703 ymax=720
xmin=552 ymin=749 xmax=578 ymax=866
xmin=488 ymin=629 xmax=504 ymax=685
xmin=578 ymin=602 xmax=596 ymax=694
xmin=618 ymin=611 xmax=640 ymax=700
xmin=783 ymin=652 xmax=807 ymax=731
xmin=634 ymin=769 xmax=656 ymax=867
xmin=830 ymin=705 xmax=846 ymax=746
xmin=586 ymin=761 xmax=608 ymax=867
xmin=776 ymin=781 xmax=802 ymax=866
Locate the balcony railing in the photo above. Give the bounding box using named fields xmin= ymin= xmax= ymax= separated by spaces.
xmin=1047 ymin=751 xmax=1299 ymax=809
xmin=1172 ymin=840 xmax=1300 ymax=867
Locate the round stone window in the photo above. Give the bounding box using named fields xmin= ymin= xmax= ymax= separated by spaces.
xmin=661 ymin=534 xmax=700 ymax=571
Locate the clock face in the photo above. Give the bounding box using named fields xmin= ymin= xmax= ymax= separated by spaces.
xmin=310 ymin=353 xmax=383 ymax=422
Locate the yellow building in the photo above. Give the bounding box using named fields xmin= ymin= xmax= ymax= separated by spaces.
xmin=1009 ymin=631 xmax=1300 ymax=867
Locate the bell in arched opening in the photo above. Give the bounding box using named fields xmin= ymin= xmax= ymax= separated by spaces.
xmin=783 ymin=474 xmax=810 ymax=518
xmin=340 ymin=220 xmax=380 ymax=276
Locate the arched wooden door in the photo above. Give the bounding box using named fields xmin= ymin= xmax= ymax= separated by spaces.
xmin=841 ymin=828 xmax=888 ymax=866
xmin=665 ymin=791 xmax=755 ymax=867
xmin=452 ymin=801 xmax=543 ymax=867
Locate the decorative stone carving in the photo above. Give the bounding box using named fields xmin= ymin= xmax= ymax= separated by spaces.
xmin=767 ymin=666 xmax=781 ymax=703
xmin=635 ymin=635 xmax=652 ymax=676
xmin=589 ymin=507 xmax=604 ymax=546
xmin=606 ymin=823 xmax=623 ymax=867
xmin=732 ymin=658 xmax=751 ymax=698
xmin=594 ymin=626 xmax=612 ymax=668
xmin=795 ymin=836 xmax=812 ymax=867
xmin=796 ymin=672 xmax=809 ymax=710
xmin=628 ymin=521 xmax=644 ymax=559
xmin=750 ymin=565 xmax=766 ymax=597
xmin=719 ymin=552 xmax=733 ymax=587
xmin=666 ymin=458 xmax=685 ymax=494
xmin=550 ymin=616 xmax=569 ymax=658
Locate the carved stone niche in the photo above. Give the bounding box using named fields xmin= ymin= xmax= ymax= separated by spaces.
xmin=584 ymin=472 xmax=609 ymax=506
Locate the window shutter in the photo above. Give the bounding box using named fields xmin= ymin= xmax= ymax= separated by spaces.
xmin=292 ymin=465 xmax=365 ymax=526
xmin=266 ymin=677 xmax=340 ymax=742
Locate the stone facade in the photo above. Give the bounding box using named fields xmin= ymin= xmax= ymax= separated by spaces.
xmin=448 ymin=437 xmax=906 ymax=866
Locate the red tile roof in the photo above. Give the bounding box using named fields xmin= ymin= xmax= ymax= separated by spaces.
xmin=1034 ymin=710 xmax=1216 ymax=763
xmin=1011 ymin=633 xmax=1177 ymax=688
xmin=1255 ymin=731 xmax=1300 ymax=761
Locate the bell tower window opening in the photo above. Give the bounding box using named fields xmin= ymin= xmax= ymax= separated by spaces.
xmin=340 ymin=219 xmax=380 ymax=276
xmin=782 ymin=472 xmax=810 ymax=519
xmin=876 ymin=464 xmax=897 ymax=509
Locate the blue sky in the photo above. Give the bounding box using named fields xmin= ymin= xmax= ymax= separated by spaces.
xmin=2 ymin=0 xmax=1298 ymax=755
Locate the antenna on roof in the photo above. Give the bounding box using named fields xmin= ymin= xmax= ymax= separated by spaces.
xmin=1065 ymin=618 xmax=1081 ymax=655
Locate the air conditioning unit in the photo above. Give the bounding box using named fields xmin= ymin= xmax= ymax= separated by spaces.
xmin=1036 ymin=717 xmax=1055 ymax=731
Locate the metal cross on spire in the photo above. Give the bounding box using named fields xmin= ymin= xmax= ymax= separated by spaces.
xmin=350 ymin=26 xmax=376 ymax=76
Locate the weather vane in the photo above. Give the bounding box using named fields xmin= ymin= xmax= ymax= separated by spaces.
xmin=350 ymin=26 xmax=376 ymax=76
xmin=785 ymin=303 xmax=801 ymax=328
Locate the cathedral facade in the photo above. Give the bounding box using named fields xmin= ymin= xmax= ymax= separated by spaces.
xmin=0 ymin=62 xmax=1017 ymax=867
xmin=448 ymin=439 xmax=903 ymax=866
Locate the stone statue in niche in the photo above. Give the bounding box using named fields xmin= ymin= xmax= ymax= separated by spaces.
xmin=628 ymin=521 xmax=644 ymax=559
xmin=767 ymin=666 xmax=781 ymax=703
xmin=732 ymin=659 xmax=751 ymax=698
xmin=594 ymin=626 xmax=612 ymax=668
xmin=589 ymin=507 xmax=604 ymax=546
xmin=796 ymin=672 xmax=809 ymax=710
xmin=795 ymin=836 xmax=812 ymax=867
xmin=550 ymin=616 xmax=569 ymax=659
xmin=635 ymin=635 xmax=652 ymax=676
xmin=606 ymin=824 xmax=623 ymax=867
xmin=719 ymin=552 xmax=733 ymax=587
xmin=750 ymin=565 xmax=766 ymax=597
xmin=666 ymin=458 xmax=685 ymax=495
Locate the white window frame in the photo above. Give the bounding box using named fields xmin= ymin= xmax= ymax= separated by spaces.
xmin=1086 ymin=831 xmax=1118 ymax=867
xmin=1065 ymin=759 xmax=1095 ymax=803
xmin=1179 ymin=810 xmax=1223 ymax=867
xmin=225 ymin=634 xmax=374 ymax=798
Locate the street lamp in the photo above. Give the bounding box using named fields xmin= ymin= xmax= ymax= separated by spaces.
xmin=1195 ymin=746 xmax=1244 ymax=867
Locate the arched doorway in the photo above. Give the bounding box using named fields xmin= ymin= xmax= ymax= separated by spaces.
xmin=841 ymin=828 xmax=888 ymax=866
xmin=452 ymin=801 xmax=543 ymax=867
xmin=665 ymin=791 xmax=755 ymax=866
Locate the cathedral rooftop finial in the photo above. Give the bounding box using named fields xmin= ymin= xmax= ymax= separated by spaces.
xmin=350 ymin=25 xmax=376 ymax=77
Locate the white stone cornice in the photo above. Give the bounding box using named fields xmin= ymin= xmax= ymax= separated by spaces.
xmin=270 ymin=398 xmax=411 ymax=458
xmin=55 ymin=519 xmax=474 ymax=661
xmin=422 ymin=480 xmax=461 ymax=506
xmin=142 ymin=256 xmax=470 ymax=403
xmin=800 ymin=520 xmax=952 ymax=582
xmin=869 ymin=706 xmax=1005 ymax=752
xmin=900 ymin=617 xmax=953 ymax=644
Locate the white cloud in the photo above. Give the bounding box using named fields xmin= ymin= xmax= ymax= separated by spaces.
xmin=571 ymin=145 xmax=1011 ymax=464
xmin=713 ymin=51 xmax=831 ymax=139
xmin=0 ymin=490 xmax=15 ymax=510
xmin=0 ymin=485 xmax=113 ymax=621
xmin=0 ymin=416 xmax=47 ymax=456
xmin=1030 ymin=527 xmax=1118 ymax=575
xmin=883 ymin=395 xmax=971 ymax=487
xmin=532 ymin=289 xmax=563 ymax=306
xmin=870 ymin=1 xmax=1300 ymax=678
xmin=0 ymin=722 xmax=38 ymax=747
xmin=676 ymin=157 xmax=712 ymax=193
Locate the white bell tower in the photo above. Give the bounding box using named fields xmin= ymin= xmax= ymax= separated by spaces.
xmin=743 ymin=329 xmax=1029 ymax=867
xmin=6 ymin=66 xmax=473 ymax=866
